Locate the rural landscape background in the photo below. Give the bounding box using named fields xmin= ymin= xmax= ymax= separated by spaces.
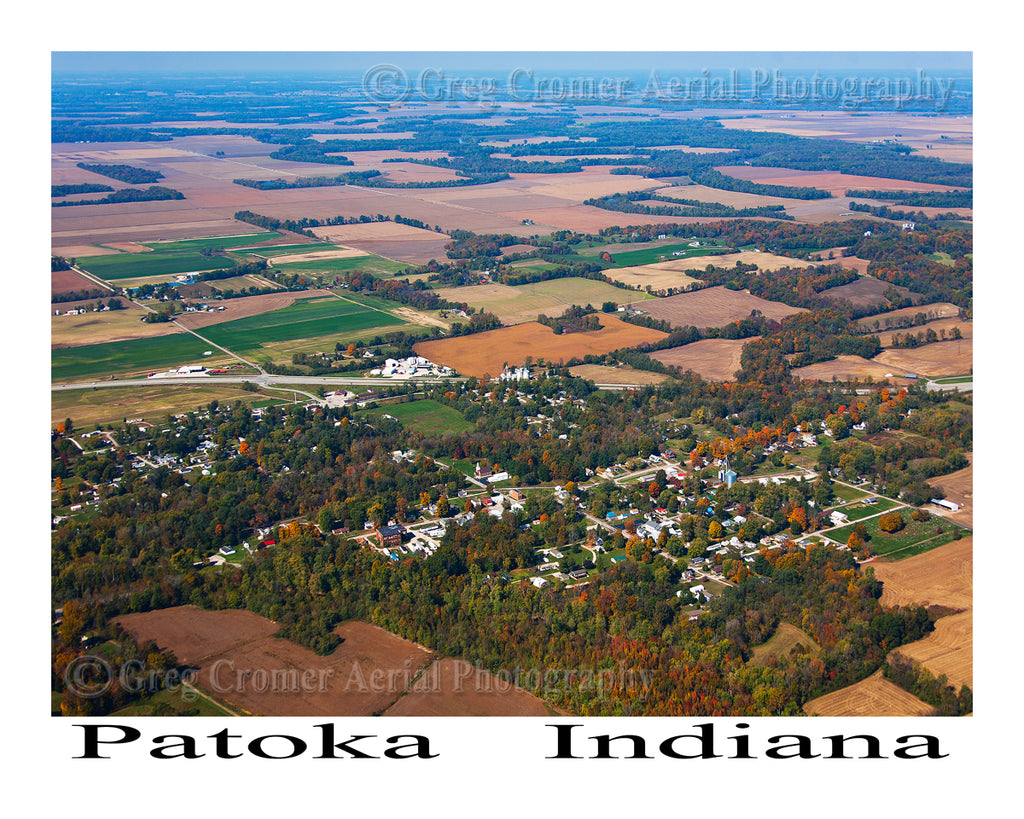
xmin=49 ymin=51 xmax=974 ymax=720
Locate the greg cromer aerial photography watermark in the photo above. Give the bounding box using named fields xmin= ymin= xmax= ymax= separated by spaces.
xmin=361 ymin=63 xmax=958 ymax=109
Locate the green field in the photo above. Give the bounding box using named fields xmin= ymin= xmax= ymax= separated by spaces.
xmin=52 ymin=332 xmax=235 ymax=381
xmin=361 ymin=398 xmax=474 ymax=435
xmin=828 ymin=513 xmax=959 ymax=558
xmin=78 ymin=252 xmax=238 ymax=280
xmin=605 ymin=244 xmax=732 ymax=268
xmin=198 ymin=295 xmax=406 ymax=355
xmin=271 ymin=254 xmax=408 ymax=275
xmin=143 ymin=232 xmax=281 ymax=252
xmin=831 ymin=484 xmax=871 ymax=502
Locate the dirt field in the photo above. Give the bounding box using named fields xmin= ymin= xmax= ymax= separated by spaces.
xmin=872 ymin=537 xmax=972 ymax=611
xmin=792 ymin=354 xmax=906 ymax=383
xmin=114 ymin=606 xmax=559 ymax=716
xmin=856 ymin=302 xmax=962 ymax=331
xmin=873 ymin=318 xmax=972 ymax=349
xmin=52 ymin=304 xmax=181 ymax=347
xmin=649 ymin=338 xmax=751 ymax=381
xmin=872 ymin=536 xmax=972 ymax=692
xmin=604 ymin=251 xmax=808 ymax=293
xmin=414 ymin=315 xmax=667 ymax=378
xmin=929 ymin=457 xmax=973 ymax=529
xmin=890 ymin=611 xmax=973 ymax=691
xmin=568 ymin=364 xmax=674 ymax=385
xmin=820 ymin=276 xmax=918 ymax=309
xmin=802 ymin=669 xmax=937 ymax=716
xmin=52 ymin=268 xmax=106 ymax=296
xmin=639 ymin=286 xmax=805 ymax=329
xmin=873 ymin=339 xmax=973 ymax=378
xmin=174 ymin=289 xmax=335 ymax=329
xmin=821 ymin=248 xmax=873 ymax=275
xmin=381 ymin=658 xmax=558 ymax=716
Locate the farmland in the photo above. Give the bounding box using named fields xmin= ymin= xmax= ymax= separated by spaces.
xmin=648 ymin=338 xmax=751 ymax=381
xmin=76 ymin=251 xmax=238 ymax=281
xmin=638 ymin=286 xmax=805 ymax=329
xmin=872 ymin=537 xmax=972 ymax=611
xmin=873 ymin=339 xmax=974 ymax=378
xmin=802 ymin=669 xmax=937 ymax=716
xmin=819 ymin=276 xmax=918 ymax=308
xmin=52 ymin=303 xmax=180 ymax=347
xmin=567 ymin=364 xmax=674 ymax=386
xmin=890 ymin=611 xmax=973 ymax=691
xmin=51 ymin=332 xmax=237 ymax=382
xmin=748 ymin=623 xmax=821 ymax=667
xmin=197 ymin=294 xmax=407 ymax=359
xmin=413 ymin=315 xmax=667 ymax=378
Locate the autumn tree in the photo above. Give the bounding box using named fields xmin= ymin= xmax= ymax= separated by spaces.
xmin=878 ymin=511 xmax=905 ymax=533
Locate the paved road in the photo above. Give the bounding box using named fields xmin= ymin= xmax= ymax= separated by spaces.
xmin=52 ymin=374 xmax=467 ymax=392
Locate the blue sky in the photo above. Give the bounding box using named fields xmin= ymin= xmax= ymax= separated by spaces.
xmin=52 ymin=51 xmax=972 ymax=75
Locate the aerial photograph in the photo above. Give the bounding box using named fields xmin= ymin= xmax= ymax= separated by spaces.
xmin=49 ymin=50 xmax=974 ymax=722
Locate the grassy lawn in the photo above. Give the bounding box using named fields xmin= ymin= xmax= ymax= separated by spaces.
xmin=832 ymin=496 xmax=899 ymax=521
xmin=111 ymin=686 xmax=235 ymax=717
xmin=52 ymin=333 xmax=236 ymax=382
xmin=828 ymin=514 xmax=958 ymax=558
xmin=933 ymin=375 xmax=973 ymax=384
xmin=831 ymin=483 xmax=870 ymax=502
xmin=361 ymin=398 xmax=474 ymax=435
xmin=77 ymin=252 xmax=238 ymax=280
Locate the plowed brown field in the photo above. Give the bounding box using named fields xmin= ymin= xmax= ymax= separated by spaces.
xmin=639 ymin=286 xmax=805 ymax=329
xmin=649 ymin=338 xmax=751 ymax=382
xmin=802 ymin=669 xmax=937 ymax=716
xmin=413 ymin=315 xmax=667 ymax=378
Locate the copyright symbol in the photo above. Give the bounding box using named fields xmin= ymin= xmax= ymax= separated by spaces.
xmin=362 ymin=63 xmax=410 ymax=103
xmin=65 ymin=654 xmax=113 ymax=699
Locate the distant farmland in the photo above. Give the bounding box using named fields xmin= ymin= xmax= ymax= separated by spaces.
xmin=414 ymin=315 xmax=667 ymax=378
xmin=639 ymin=286 xmax=805 ymax=329
xmin=51 ymin=332 xmax=236 ymax=382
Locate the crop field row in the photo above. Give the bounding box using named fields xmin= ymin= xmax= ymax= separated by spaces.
xmin=51 ymin=331 xmax=236 ymax=382
xmin=77 ymin=251 xmax=238 ymax=280
xmin=198 ymin=296 xmax=406 ymax=353
xmin=143 ymin=232 xmax=281 ymax=252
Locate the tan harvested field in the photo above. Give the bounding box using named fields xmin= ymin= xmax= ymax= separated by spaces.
xmin=640 ymin=286 xmax=805 ymax=329
xmin=52 ymin=244 xmax=121 ymax=258
xmin=381 ymin=658 xmax=558 ymax=716
xmin=856 ymin=302 xmax=961 ymax=332
xmin=820 ymin=248 xmax=873 ymax=274
xmin=749 ymin=623 xmax=821 ymax=667
xmin=414 ymin=315 xmax=667 ymax=378
xmin=649 ymin=338 xmax=752 ymax=381
xmin=793 ymin=354 xmax=905 ymax=383
xmin=820 ymin=276 xmax=918 ymax=309
xmin=435 ymin=283 xmax=568 ymax=324
xmin=873 ymin=339 xmax=973 ymax=378
xmin=802 ymin=669 xmax=937 ymax=716
xmin=516 ymin=277 xmax=655 ymax=308
xmin=174 ymin=289 xmax=335 ymax=329
xmin=500 ymin=243 xmax=539 ymax=255
xmin=654 ymin=183 xmax=842 ymax=221
xmin=115 ymin=606 xmax=555 ymax=716
xmin=52 ymin=305 xmax=181 ymax=348
xmin=874 ymin=318 xmax=973 ymax=349
xmin=717 ymin=111 xmax=973 ymax=164
xmin=929 ymin=457 xmax=973 ymax=529
xmin=872 ymin=537 xmax=973 ymax=611
xmin=890 ymin=611 xmax=973 ymax=691
xmin=715 ymin=164 xmax=968 ymax=195
xmin=268 ymin=248 xmax=365 ymax=264
xmin=52 ymin=268 xmax=107 ymax=296
xmin=604 ymin=251 xmax=808 ymax=292
xmin=51 ymin=384 xmax=277 ymax=428
xmin=568 ymin=364 xmax=674 ymax=385
xmin=873 ymin=536 xmax=972 ymax=692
